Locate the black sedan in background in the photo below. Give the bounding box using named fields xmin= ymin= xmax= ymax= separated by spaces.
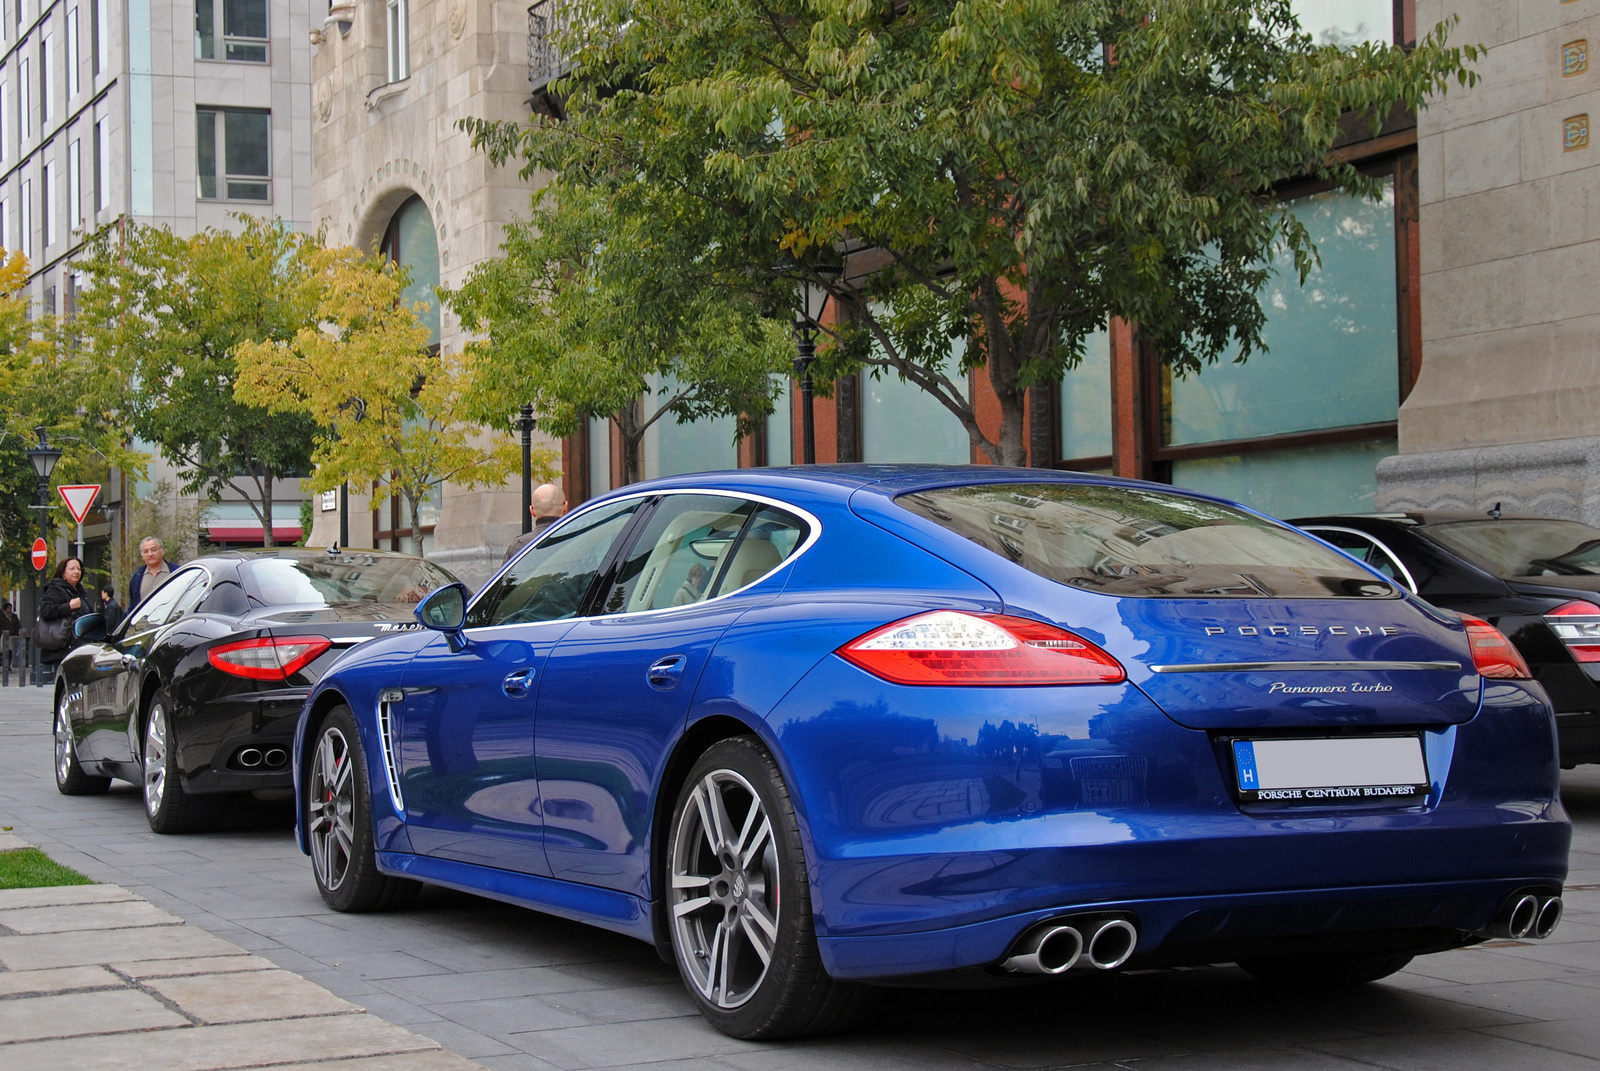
xmin=1293 ymin=511 xmax=1600 ymax=768
xmin=53 ymin=548 xmax=459 ymax=832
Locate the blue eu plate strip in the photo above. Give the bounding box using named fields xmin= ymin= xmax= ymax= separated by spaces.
xmin=1233 ymin=741 xmax=1260 ymax=791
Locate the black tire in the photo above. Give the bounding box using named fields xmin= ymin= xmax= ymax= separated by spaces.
xmin=1238 ymin=952 xmax=1415 ymax=987
xmin=307 ymin=705 xmax=420 ymax=912
xmin=143 ymin=689 xmax=227 ymax=834
xmin=665 ymin=736 xmax=873 ymax=1039
xmin=54 ymin=692 xmax=110 ymax=795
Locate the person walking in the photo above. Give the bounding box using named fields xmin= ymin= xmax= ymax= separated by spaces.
xmin=99 ymin=584 xmax=125 ymax=634
xmin=0 ymin=600 xmax=20 ymax=670
xmin=503 ymin=483 xmax=569 ymax=562
xmin=38 ymin=557 xmax=92 ymax=667
xmin=129 ymin=536 xmax=177 ymax=607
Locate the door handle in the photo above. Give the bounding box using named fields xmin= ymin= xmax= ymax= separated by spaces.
xmin=647 ymin=654 xmax=687 ymax=690
xmin=502 ymin=667 xmax=537 ymax=699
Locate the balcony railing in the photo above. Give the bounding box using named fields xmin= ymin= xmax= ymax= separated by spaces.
xmin=528 ymin=0 xmax=572 ymax=97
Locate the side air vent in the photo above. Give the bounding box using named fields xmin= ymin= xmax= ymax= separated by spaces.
xmin=376 ymin=688 xmax=405 ymax=813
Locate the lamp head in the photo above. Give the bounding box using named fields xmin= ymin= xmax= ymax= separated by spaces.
xmin=26 ymin=427 xmax=61 ymax=481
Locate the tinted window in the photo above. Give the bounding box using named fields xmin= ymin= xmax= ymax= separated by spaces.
xmin=598 ymin=495 xmax=755 ymax=614
xmin=468 ymin=499 xmax=640 ymax=627
xmin=123 ymin=570 xmax=202 ymax=634
xmin=713 ymin=506 xmax=808 ymax=596
xmin=243 ymin=554 xmax=455 ymax=610
xmin=1424 ymin=520 xmax=1600 ymax=579
xmin=897 ymin=483 xmax=1396 ymax=599
xmin=1306 ymin=528 xmax=1410 ymax=588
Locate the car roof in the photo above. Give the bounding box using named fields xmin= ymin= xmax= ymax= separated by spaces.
xmin=1291 ymin=511 xmax=1564 ymax=528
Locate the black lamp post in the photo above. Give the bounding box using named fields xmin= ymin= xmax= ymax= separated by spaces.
xmin=518 ymin=404 xmax=536 ymax=534
xmin=792 ymin=266 xmax=840 ymax=465
xmin=25 ymin=428 xmax=61 ymax=672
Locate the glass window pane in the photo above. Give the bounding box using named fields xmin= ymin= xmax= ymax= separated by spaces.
xmin=1060 ymin=326 xmax=1112 ymax=460
xmin=588 ymin=415 xmax=611 ymax=495
xmin=194 ymin=0 xmax=214 ymax=58
xmin=223 ymin=109 xmax=268 ymax=176
xmin=1166 ymin=180 xmax=1398 ymax=446
xmin=765 ymin=375 xmax=791 ymax=467
xmin=222 ymin=0 xmax=264 ymax=38
xmin=862 ymin=336 xmax=968 ymax=464
xmin=1170 ymin=438 xmax=1398 ymax=520
xmin=710 ymin=505 xmax=807 ymax=597
xmin=224 ymin=41 xmax=266 ymax=61
xmin=391 ymin=196 xmax=439 ymax=345
xmin=196 ymin=109 xmax=216 ymax=198
xmin=225 ymin=179 xmax=268 ymax=201
xmin=642 ymin=377 xmax=738 ymax=480
xmin=599 ymin=495 xmax=754 ymax=614
xmin=1291 ymin=0 xmax=1393 ymax=46
xmin=1423 ymin=520 xmax=1600 ymax=580
xmin=469 ymin=500 xmax=639 ymax=627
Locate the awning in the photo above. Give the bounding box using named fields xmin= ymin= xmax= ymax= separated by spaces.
xmin=208 ymin=526 xmax=304 ymax=543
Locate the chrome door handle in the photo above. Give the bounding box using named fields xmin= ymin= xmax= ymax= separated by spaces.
xmin=502 ymin=668 xmax=537 ymax=699
xmin=647 ymin=655 xmax=687 ymax=690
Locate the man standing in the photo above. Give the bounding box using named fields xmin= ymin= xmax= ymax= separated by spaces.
xmin=129 ymin=536 xmax=177 ymax=607
xmin=503 ymin=483 xmax=569 ymax=562
xmin=0 ymin=601 xmax=19 ymax=669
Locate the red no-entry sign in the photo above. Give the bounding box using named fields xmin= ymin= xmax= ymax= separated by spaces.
xmin=30 ymin=537 xmax=46 ymax=571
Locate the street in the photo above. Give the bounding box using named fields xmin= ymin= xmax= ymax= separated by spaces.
xmin=4 ymin=686 xmax=1598 ymax=1071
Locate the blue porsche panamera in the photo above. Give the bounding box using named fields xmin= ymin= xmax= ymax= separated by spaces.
xmin=292 ymin=466 xmax=1570 ymax=1038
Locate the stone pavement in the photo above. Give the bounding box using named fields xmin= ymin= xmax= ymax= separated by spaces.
xmin=2 ymin=685 xmax=1600 ymax=1070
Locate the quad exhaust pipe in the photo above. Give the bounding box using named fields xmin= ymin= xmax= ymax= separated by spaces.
xmin=236 ymin=748 xmax=263 ymax=768
xmin=1489 ymin=890 xmax=1564 ymax=940
xmin=1003 ymin=915 xmax=1138 ymax=975
xmin=234 ymin=747 xmax=288 ymax=770
xmin=263 ymin=748 xmax=288 ymax=768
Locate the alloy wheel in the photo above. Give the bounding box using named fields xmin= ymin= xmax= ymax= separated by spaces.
xmin=308 ymin=726 xmax=356 ymax=893
xmin=143 ymin=706 xmax=168 ymax=816
xmin=669 ymin=768 xmax=780 ymax=1010
xmin=54 ymin=701 xmax=72 ymax=784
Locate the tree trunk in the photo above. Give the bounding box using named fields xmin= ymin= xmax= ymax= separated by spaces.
xmin=615 ymin=402 xmax=643 ymax=486
xmin=408 ymin=492 xmax=425 ymax=558
xmin=260 ymin=471 xmax=276 ymax=547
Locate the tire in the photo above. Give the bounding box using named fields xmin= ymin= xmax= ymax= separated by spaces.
xmin=143 ymin=690 xmax=227 ymax=834
xmin=54 ymin=693 xmax=110 ymax=795
xmin=307 ymin=705 xmax=420 ymax=912
xmin=1238 ymin=952 xmax=1415 ymax=987
xmin=665 ymin=736 xmax=873 ymax=1039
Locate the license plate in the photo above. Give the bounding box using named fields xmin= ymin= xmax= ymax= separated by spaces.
xmin=1232 ymin=736 xmax=1427 ymax=803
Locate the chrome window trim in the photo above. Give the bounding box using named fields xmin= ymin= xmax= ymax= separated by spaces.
xmin=466 ymin=488 xmax=822 ymax=629
xmin=1303 ymin=525 xmax=1419 ymax=594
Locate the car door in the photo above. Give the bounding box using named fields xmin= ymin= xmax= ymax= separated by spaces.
xmin=535 ymin=494 xmax=811 ymax=897
xmin=394 ymin=498 xmax=645 ymax=872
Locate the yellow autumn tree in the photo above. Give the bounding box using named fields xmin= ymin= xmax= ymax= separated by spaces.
xmin=235 ymin=247 xmax=538 ymax=556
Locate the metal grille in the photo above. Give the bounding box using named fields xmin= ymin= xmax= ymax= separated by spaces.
xmin=376 ymin=690 xmax=406 ymax=813
xmin=528 ymin=0 xmax=571 ymax=94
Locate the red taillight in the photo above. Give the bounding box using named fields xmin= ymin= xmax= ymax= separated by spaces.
xmin=837 ymin=611 xmax=1126 ymax=686
xmin=1545 ymin=601 xmax=1600 ymax=663
xmin=208 ymin=636 xmax=333 ymax=681
xmin=1460 ymin=615 xmax=1532 ymax=680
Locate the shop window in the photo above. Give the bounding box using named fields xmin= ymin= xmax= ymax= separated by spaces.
xmin=1060 ymin=326 xmax=1113 ymax=463
xmin=1290 ymin=0 xmax=1394 ymax=46
xmin=197 ymin=107 xmax=270 ymax=201
xmin=642 ymin=375 xmax=739 ymax=479
xmin=1172 ymin=439 xmax=1398 ymax=519
xmin=765 ymin=375 xmax=791 ymax=467
xmin=861 ymin=335 xmax=969 ymax=464
xmin=588 ymin=415 xmax=611 ymax=495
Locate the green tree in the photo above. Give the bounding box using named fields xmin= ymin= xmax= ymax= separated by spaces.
xmin=235 ymin=246 xmax=534 ymax=556
xmin=73 ymin=216 xmax=320 ymax=545
xmin=464 ymin=0 xmax=1477 ymax=465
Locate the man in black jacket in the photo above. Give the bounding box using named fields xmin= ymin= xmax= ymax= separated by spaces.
xmin=503 ymin=484 xmax=568 ymax=563
xmin=129 ymin=536 xmax=177 ymax=607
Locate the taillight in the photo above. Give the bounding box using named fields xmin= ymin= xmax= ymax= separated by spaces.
xmin=208 ymin=636 xmax=333 ymax=681
xmin=1545 ymin=600 xmax=1600 ymax=663
xmin=837 ymin=611 xmax=1126 ymax=686
xmin=1460 ymin=615 xmax=1532 ymax=680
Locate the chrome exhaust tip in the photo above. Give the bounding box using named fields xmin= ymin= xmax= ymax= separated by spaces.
xmin=1534 ymin=897 xmax=1564 ymax=940
xmin=1003 ymin=924 xmax=1083 ymax=975
xmin=263 ymin=748 xmax=288 ymax=768
xmin=236 ymin=748 xmax=263 ymax=768
xmin=1508 ymin=894 xmax=1540 ymax=940
xmin=1085 ymin=918 xmax=1138 ymax=970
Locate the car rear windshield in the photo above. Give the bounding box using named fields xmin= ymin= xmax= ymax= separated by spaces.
xmin=895 ymin=483 xmax=1397 ymax=598
xmin=242 ymin=554 xmax=457 ymax=609
xmin=1423 ymin=519 xmax=1600 ymax=580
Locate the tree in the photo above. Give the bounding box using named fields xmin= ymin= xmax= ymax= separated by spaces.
xmin=73 ymin=216 xmax=320 ymax=545
xmin=235 ymin=247 xmax=533 ymax=557
xmin=464 ymin=0 xmax=1478 ymax=465
xmin=446 ymin=175 xmax=792 ymax=485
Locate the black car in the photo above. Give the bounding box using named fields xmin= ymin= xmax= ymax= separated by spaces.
xmin=1292 ymin=511 xmax=1600 ymax=768
xmin=52 ymin=548 xmax=459 ymax=832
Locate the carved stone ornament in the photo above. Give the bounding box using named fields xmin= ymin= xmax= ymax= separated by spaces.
xmin=316 ymin=81 xmax=333 ymax=124
xmin=448 ymin=0 xmax=467 ymax=39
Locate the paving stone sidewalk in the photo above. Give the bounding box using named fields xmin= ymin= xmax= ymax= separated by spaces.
xmin=0 ymin=864 xmax=488 ymax=1071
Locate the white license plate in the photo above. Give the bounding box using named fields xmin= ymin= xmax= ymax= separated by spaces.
xmin=1232 ymin=736 xmax=1427 ymax=803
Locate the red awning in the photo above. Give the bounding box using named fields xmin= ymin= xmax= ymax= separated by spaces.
xmin=208 ymin=526 xmax=304 ymax=543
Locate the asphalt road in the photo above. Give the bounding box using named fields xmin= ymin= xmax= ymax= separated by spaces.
xmin=4 ymin=685 xmax=1599 ymax=1071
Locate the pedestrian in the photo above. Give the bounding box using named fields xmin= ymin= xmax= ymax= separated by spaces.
xmin=0 ymin=600 xmax=19 ymax=669
xmin=38 ymin=557 xmax=92 ymax=666
xmin=99 ymin=584 xmax=125 ymax=634
xmin=503 ymin=483 xmax=569 ymax=562
xmin=129 ymin=536 xmax=177 ymax=607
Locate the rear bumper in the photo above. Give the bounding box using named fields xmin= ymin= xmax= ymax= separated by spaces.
xmin=179 ymin=690 xmax=306 ymax=794
xmin=1556 ymin=709 xmax=1600 ymax=767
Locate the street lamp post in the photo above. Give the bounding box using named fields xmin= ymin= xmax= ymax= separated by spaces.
xmin=791 ymin=265 xmax=840 ymax=465
xmin=25 ymin=427 xmax=61 ymax=683
xmin=518 ymin=404 xmax=536 ymax=534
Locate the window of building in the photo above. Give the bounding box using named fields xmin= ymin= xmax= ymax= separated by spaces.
xmin=1 ymin=79 xmax=8 ymax=163
xmin=588 ymin=415 xmax=611 ymax=496
xmin=19 ymin=57 xmax=28 ymax=140
xmin=385 ymin=0 xmax=408 ymax=82
xmin=39 ymin=31 xmax=49 ymax=125
xmin=91 ymin=0 xmax=104 ymax=75
xmin=94 ymin=115 xmax=106 ymax=210
xmin=1290 ymin=0 xmax=1393 ymax=47
xmin=1 ymin=196 xmax=10 ymax=252
xmin=765 ymin=375 xmax=791 ymax=467
xmin=642 ymin=376 xmax=739 ymax=480
xmin=377 ymin=195 xmax=439 ymax=344
xmin=66 ymin=136 xmax=78 ymax=232
xmin=1059 ymin=327 xmax=1113 ymax=465
xmin=19 ymin=178 xmax=29 ymax=257
xmin=196 ymin=107 xmax=269 ymax=201
xmin=41 ymin=157 xmax=52 ymax=245
xmin=65 ymin=7 xmax=77 ymax=96
xmin=195 ymin=0 xmax=267 ymax=63
xmin=860 ymin=336 xmax=970 ymax=464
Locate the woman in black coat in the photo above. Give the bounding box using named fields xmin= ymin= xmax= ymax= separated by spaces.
xmin=38 ymin=557 xmax=91 ymax=665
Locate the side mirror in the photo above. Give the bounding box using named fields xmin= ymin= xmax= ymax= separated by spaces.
xmin=74 ymin=613 xmax=106 ymax=643
xmin=415 ymin=583 xmax=468 ymax=649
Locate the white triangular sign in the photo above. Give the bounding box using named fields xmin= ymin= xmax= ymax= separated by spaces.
xmin=58 ymin=484 xmax=101 ymax=524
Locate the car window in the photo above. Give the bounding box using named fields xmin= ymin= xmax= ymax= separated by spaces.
xmin=122 ymin=571 xmax=202 ymax=635
xmin=1306 ymin=528 xmax=1411 ymax=588
xmin=241 ymin=554 xmax=457 ymax=609
xmin=1424 ymin=519 xmax=1600 ymax=579
xmin=467 ymin=499 xmax=641 ymax=627
xmin=709 ymin=505 xmax=809 ymax=598
xmin=597 ymin=495 xmax=757 ymax=615
xmin=897 ymin=483 xmax=1397 ymax=599
xmin=169 ymin=571 xmax=211 ymax=619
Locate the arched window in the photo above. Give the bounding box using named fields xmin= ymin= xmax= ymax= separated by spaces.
xmin=378 ymin=195 xmax=439 ymax=348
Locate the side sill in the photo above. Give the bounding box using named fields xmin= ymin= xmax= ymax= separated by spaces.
xmin=375 ymin=851 xmax=656 ymax=945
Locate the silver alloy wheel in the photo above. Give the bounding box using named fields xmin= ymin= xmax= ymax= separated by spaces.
xmin=307 ymin=726 xmax=356 ymax=893
xmin=143 ymin=705 xmax=168 ymax=816
xmin=54 ymin=700 xmax=73 ymax=784
xmin=670 ymin=768 xmax=780 ymax=1010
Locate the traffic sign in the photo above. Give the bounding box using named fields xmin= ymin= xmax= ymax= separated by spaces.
xmin=30 ymin=538 xmax=46 ymax=571
xmin=57 ymin=484 xmax=100 ymax=524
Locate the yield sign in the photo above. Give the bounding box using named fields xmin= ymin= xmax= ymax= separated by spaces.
xmin=30 ymin=538 xmax=46 ymax=571
xmin=57 ymin=484 xmax=101 ymax=524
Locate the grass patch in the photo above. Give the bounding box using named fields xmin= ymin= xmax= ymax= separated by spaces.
xmin=0 ymin=847 xmax=93 ymax=889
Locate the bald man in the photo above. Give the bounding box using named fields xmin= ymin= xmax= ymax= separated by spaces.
xmin=503 ymin=483 xmax=569 ymax=562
